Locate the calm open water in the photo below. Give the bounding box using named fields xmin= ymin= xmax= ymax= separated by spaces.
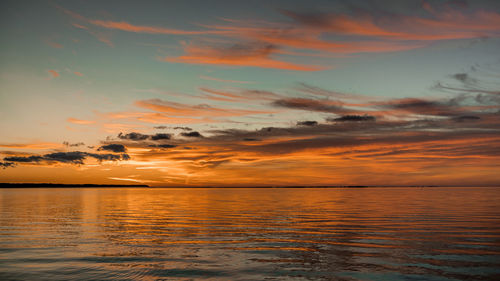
xmin=0 ymin=187 xmax=499 ymax=281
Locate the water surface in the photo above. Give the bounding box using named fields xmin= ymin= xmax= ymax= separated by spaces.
xmin=1 ymin=187 xmax=499 ymax=280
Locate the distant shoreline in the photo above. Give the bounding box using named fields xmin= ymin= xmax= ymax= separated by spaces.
xmin=0 ymin=183 xmax=149 ymax=188
xmin=0 ymin=183 xmax=497 ymax=188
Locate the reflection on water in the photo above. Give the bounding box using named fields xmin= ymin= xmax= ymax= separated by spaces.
xmin=0 ymin=187 xmax=499 ymax=280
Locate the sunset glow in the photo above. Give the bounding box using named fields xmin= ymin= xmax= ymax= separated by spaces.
xmin=1 ymin=0 xmax=499 ymax=186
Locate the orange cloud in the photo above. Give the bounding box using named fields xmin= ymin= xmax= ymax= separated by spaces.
xmin=165 ymin=42 xmax=326 ymax=71
xmin=72 ymin=23 xmax=88 ymax=30
xmin=45 ymin=39 xmax=63 ymax=49
xmin=135 ymin=98 xmax=274 ymax=117
xmin=200 ymin=87 xmax=281 ymax=102
xmin=74 ymin=71 xmax=84 ymax=76
xmin=56 ymin=3 xmax=500 ymax=71
xmin=67 ymin=117 xmax=95 ymax=125
xmin=282 ymin=7 xmax=500 ymax=41
xmin=88 ymin=19 xmax=228 ymax=35
xmin=48 ymin=70 xmax=59 ymax=78
xmin=138 ymin=113 xmax=219 ymax=124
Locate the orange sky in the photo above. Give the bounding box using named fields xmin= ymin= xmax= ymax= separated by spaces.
xmin=1 ymin=0 xmax=499 ymax=186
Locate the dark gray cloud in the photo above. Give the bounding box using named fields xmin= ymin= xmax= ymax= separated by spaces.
xmin=381 ymin=98 xmax=462 ymax=116
xmin=243 ymin=138 xmax=260 ymax=141
xmin=435 ymin=83 xmax=500 ymax=96
xmin=118 ymin=132 xmax=149 ymax=141
xmin=151 ymin=133 xmax=171 ymax=140
xmin=181 ymin=131 xmax=203 ymax=138
xmin=86 ymin=152 xmax=130 ymax=161
xmin=452 ymin=115 xmax=481 ymax=122
xmin=271 ymin=98 xmax=346 ymax=113
xmin=0 ymin=162 xmax=15 ymax=168
xmin=98 ymin=144 xmax=127 ymax=153
xmin=4 ymin=151 xmax=129 ymax=165
xmin=452 ymin=73 xmax=478 ymax=84
xmin=328 ymin=115 xmax=376 ymax=122
xmin=44 ymin=152 xmax=88 ymax=164
xmin=4 ymin=155 xmax=44 ymax=162
xmin=297 ymin=121 xmax=318 ymax=126
xmin=149 ymin=144 xmax=177 ymax=149
xmin=154 ymin=126 xmax=192 ymax=131
xmin=117 ymin=132 xmax=172 ymax=141
xmin=63 ymin=141 xmax=85 ymax=147
xmin=174 ymin=126 xmax=193 ymax=131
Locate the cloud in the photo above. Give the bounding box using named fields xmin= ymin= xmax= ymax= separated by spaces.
xmin=243 ymin=138 xmax=260 ymax=141
xmin=108 ymin=177 xmax=159 ymax=183
xmin=67 ymin=118 xmax=95 ymax=125
xmin=173 ymin=126 xmax=193 ymax=131
xmin=98 ymin=144 xmax=127 ymax=153
xmin=271 ymin=98 xmax=347 ymax=113
xmin=328 ymin=115 xmax=376 ymax=122
xmin=57 ymin=3 xmax=500 ymax=72
xmin=87 ymin=19 xmax=226 ymax=35
xmin=63 ymin=141 xmax=85 ymax=147
xmin=199 ymin=87 xmax=282 ymax=102
xmin=453 ymin=115 xmax=481 ymax=122
xmin=48 ymin=70 xmax=59 ymax=78
xmin=71 ymin=69 xmax=499 ymax=185
xmin=203 ymin=18 xmax=424 ymax=54
xmin=118 ymin=132 xmax=149 ymax=141
xmin=297 ymin=83 xmax=371 ymax=101
xmin=116 ymin=132 xmax=172 ymax=142
xmin=297 ymin=121 xmax=318 ymax=126
xmin=282 ymin=6 xmax=500 ymax=41
xmin=74 ymin=71 xmax=84 ymax=76
xmin=380 ymin=98 xmax=463 ymax=117
xmin=86 ymin=152 xmax=130 ymax=161
xmin=45 ymin=39 xmax=63 ymax=49
xmin=150 ymin=133 xmax=171 ymax=140
xmin=43 ymin=152 xmax=88 ymax=164
xmin=149 ymin=144 xmax=177 ymax=149
xmin=0 ymin=162 xmax=16 ymax=168
xmin=4 ymin=155 xmax=44 ymax=162
xmin=154 ymin=126 xmax=193 ymax=131
xmin=181 ymin=131 xmax=203 ymax=138
xmin=4 ymin=151 xmax=130 ymax=165
xmin=166 ymin=42 xmax=326 ymax=71
xmin=135 ymin=98 xmax=273 ymax=118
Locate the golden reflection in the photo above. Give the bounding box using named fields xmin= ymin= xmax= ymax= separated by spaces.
xmin=1 ymin=187 xmax=499 ymax=280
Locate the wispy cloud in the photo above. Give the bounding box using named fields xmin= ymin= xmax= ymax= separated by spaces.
xmin=135 ymin=98 xmax=274 ymax=118
xmin=45 ymin=39 xmax=63 ymax=49
xmin=165 ymin=41 xmax=326 ymax=71
xmin=67 ymin=117 xmax=95 ymax=125
xmin=87 ymin=19 xmax=227 ymax=35
xmin=56 ymin=2 xmax=500 ymax=70
xmin=48 ymin=70 xmax=59 ymax=78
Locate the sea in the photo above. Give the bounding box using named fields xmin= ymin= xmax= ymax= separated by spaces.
xmin=0 ymin=187 xmax=499 ymax=280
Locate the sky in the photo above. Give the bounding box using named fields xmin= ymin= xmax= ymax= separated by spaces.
xmin=0 ymin=0 xmax=499 ymax=186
